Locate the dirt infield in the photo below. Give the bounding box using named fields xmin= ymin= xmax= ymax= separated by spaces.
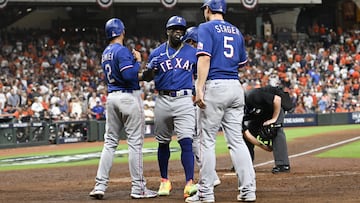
xmin=1 ymin=129 xmax=360 ymax=203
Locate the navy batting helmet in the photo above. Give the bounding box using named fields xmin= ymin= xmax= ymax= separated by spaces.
xmin=105 ymin=18 xmax=125 ymax=39
xmin=183 ymin=26 xmax=198 ymax=42
xmin=201 ymin=0 xmax=227 ymax=14
xmin=166 ymin=16 xmax=186 ymax=30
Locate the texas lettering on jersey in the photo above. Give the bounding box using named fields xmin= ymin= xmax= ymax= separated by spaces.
xmin=148 ymin=43 xmax=197 ymax=90
xmin=158 ymin=58 xmax=194 ymax=72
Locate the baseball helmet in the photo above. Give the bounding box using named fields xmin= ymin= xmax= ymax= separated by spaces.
xmin=105 ymin=18 xmax=125 ymax=39
xmin=201 ymin=0 xmax=227 ymax=14
xmin=166 ymin=16 xmax=186 ymax=30
xmin=183 ymin=26 xmax=198 ymax=42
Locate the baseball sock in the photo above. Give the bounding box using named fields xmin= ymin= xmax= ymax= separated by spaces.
xmin=158 ymin=143 xmax=170 ymax=179
xmin=179 ymin=138 xmax=194 ymax=182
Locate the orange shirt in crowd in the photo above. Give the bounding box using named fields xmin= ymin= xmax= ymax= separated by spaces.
xmin=335 ymin=105 xmax=347 ymax=113
xmin=294 ymin=86 xmax=302 ymax=96
xmin=355 ymin=53 xmax=360 ymax=62
xmin=278 ymin=72 xmax=287 ymax=80
xmin=294 ymin=102 xmax=306 ymax=114
xmin=312 ymin=94 xmax=318 ymax=106
xmin=299 ymin=75 xmax=308 ymax=87
xmin=319 ymin=25 xmax=326 ymax=35
xmin=13 ymin=106 xmax=33 ymax=119
xmin=41 ymin=101 xmax=49 ymax=111
xmin=344 ymin=82 xmax=351 ymax=93
xmin=352 ymin=71 xmax=359 ymax=79
xmin=255 ymin=41 xmax=262 ymax=50
xmin=313 ymin=23 xmax=319 ymax=34
xmin=340 ymin=55 xmax=347 ymax=66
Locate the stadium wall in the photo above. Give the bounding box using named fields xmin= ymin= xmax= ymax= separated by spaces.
xmin=0 ymin=112 xmax=359 ymax=149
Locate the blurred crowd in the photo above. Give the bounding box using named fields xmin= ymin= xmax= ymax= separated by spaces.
xmin=0 ymin=24 xmax=359 ymax=123
xmin=241 ymin=24 xmax=360 ymax=114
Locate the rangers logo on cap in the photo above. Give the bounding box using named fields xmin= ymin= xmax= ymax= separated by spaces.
xmin=97 ymin=0 xmax=113 ymax=9
xmin=161 ymin=0 xmax=177 ymax=9
xmin=242 ymin=0 xmax=258 ymax=10
xmin=0 ymin=0 xmax=8 ymax=9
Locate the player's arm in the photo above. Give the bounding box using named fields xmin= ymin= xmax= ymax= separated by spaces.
xmin=237 ymin=33 xmax=248 ymax=69
xmin=112 ymin=48 xmax=142 ymax=88
xmin=195 ymin=55 xmax=210 ymax=109
xmin=131 ymin=48 xmax=149 ymax=81
xmin=243 ymin=129 xmax=272 ymax=152
xmin=263 ymin=95 xmax=281 ymax=126
xmin=139 ymin=51 xmax=163 ymax=82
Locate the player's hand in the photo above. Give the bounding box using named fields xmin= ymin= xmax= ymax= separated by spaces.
xmin=132 ymin=49 xmax=141 ymax=62
xmin=260 ymin=144 xmax=273 ymax=152
xmin=146 ymin=56 xmax=161 ymax=69
xmin=195 ymin=89 xmax=206 ymax=109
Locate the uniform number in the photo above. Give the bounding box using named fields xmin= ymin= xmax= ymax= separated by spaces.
xmin=105 ymin=63 xmax=115 ymax=83
xmin=224 ymin=36 xmax=234 ymax=58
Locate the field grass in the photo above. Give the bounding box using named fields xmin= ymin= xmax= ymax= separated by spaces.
xmin=283 ymin=124 xmax=360 ymax=142
xmin=316 ymin=140 xmax=360 ymax=158
xmin=0 ymin=124 xmax=359 ymax=171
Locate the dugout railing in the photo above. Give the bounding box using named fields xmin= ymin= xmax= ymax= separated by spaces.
xmin=0 ymin=111 xmax=359 ymax=149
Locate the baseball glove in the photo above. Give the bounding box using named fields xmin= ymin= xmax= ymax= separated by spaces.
xmin=258 ymin=123 xmax=282 ymax=145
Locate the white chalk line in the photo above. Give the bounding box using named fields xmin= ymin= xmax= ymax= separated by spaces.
xmin=224 ymin=136 xmax=360 ymax=176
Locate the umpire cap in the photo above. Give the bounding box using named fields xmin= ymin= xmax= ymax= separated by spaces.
xmin=105 ymin=18 xmax=125 ymax=39
xmin=166 ymin=16 xmax=186 ymax=30
xmin=201 ymin=0 xmax=227 ymax=14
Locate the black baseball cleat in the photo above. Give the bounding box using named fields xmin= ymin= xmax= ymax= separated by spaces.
xmin=272 ymin=165 xmax=290 ymax=174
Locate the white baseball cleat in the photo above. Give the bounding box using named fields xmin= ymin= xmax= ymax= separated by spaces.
xmin=130 ymin=188 xmax=158 ymax=199
xmin=185 ymin=193 xmax=215 ymax=203
xmin=237 ymin=193 xmax=256 ymax=202
xmin=214 ymin=179 xmax=221 ymax=187
xmin=89 ymin=189 xmax=105 ymax=199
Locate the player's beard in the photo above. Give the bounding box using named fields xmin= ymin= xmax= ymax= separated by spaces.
xmin=169 ymin=33 xmax=183 ymax=48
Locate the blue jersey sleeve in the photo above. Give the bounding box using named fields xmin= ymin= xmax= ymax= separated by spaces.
xmin=196 ymin=24 xmax=212 ymax=57
xmin=101 ymin=44 xmax=140 ymax=92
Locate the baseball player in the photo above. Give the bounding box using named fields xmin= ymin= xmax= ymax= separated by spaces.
xmin=89 ymin=18 xmax=158 ymax=200
xmin=244 ymin=84 xmax=292 ymax=173
xmin=183 ymin=26 xmax=221 ymax=187
xmin=186 ymin=0 xmax=256 ymax=202
xmin=144 ymin=16 xmax=198 ymax=199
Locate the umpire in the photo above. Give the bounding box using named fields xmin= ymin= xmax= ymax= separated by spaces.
xmin=243 ymin=84 xmax=292 ymax=174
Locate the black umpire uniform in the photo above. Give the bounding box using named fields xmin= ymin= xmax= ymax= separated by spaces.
xmin=243 ymin=85 xmax=291 ymax=173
